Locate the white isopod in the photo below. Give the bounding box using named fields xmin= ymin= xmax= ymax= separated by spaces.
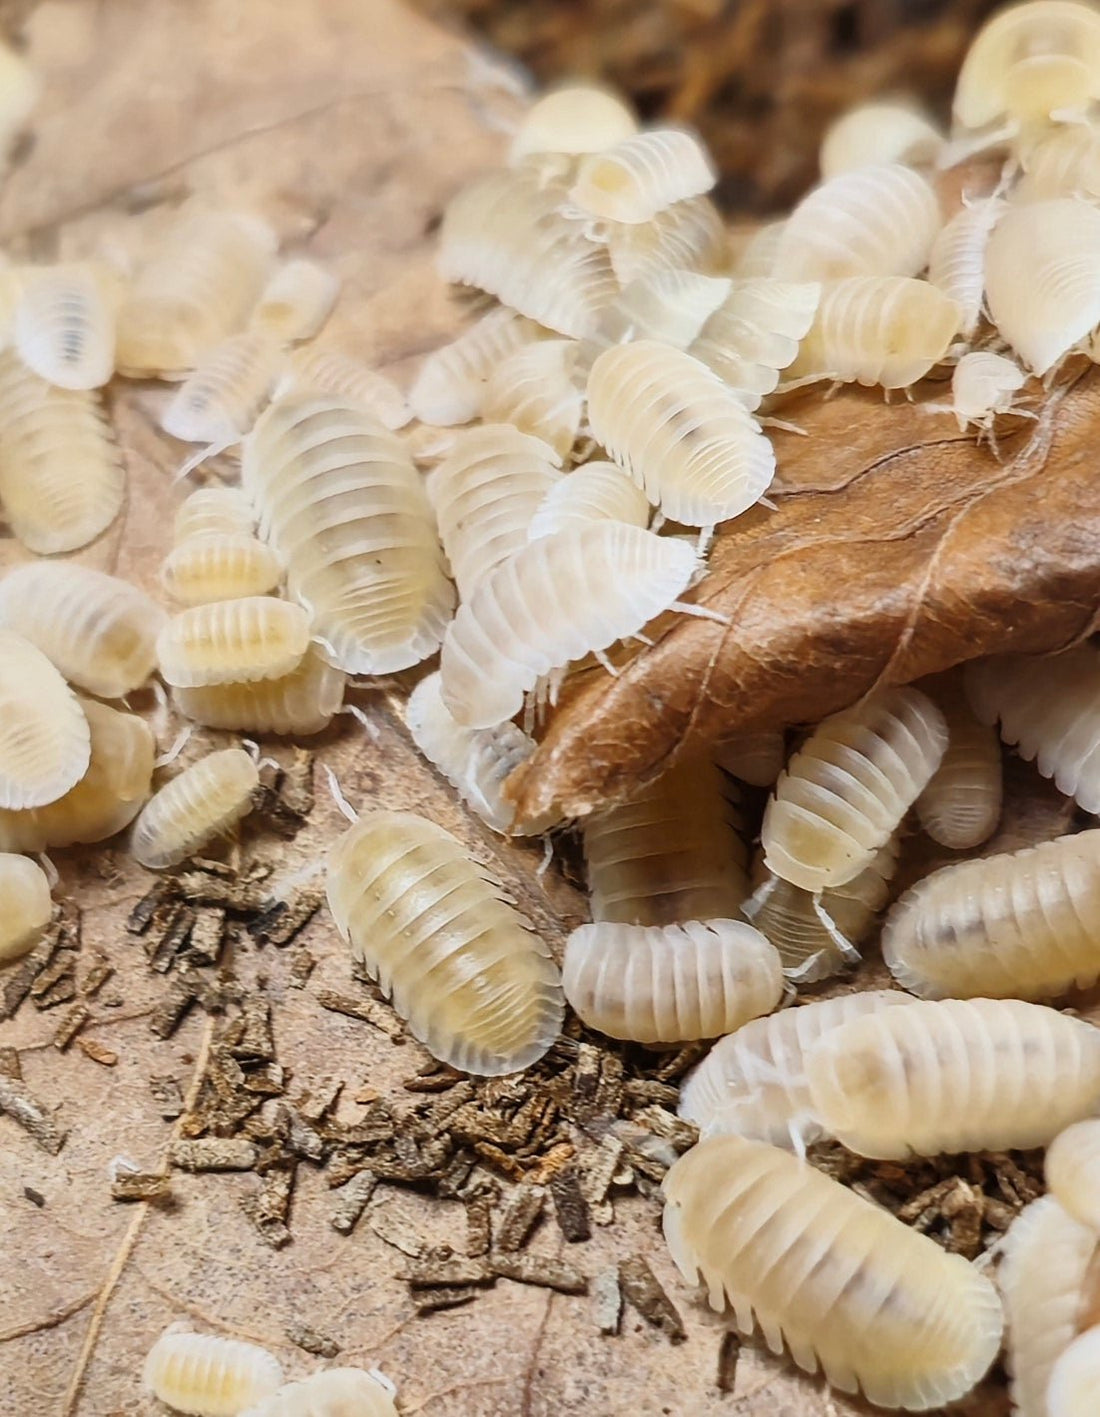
xmin=926 ymin=196 xmax=1005 ymax=337
xmin=173 ymin=487 xmax=256 ymax=542
xmin=509 ymin=84 xmax=638 ymax=163
xmin=161 ymin=330 xmax=284 ymax=444
xmin=1046 ymin=1118 xmax=1100 ymax=1231
xmin=599 ymin=269 xmax=733 ymax=350
xmin=142 ymin=1328 xmax=283 ymax=1417
xmin=570 ymin=128 xmax=716 ymax=224
xmin=277 ymin=345 xmax=411 ymax=430
xmin=408 ymin=308 xmax=544 ymax=427
xmin=690 ymin=278 xmax=821 ymax=409
xmin=249 ymin=258 xmax=340 ymax=344
xmin=0 ymin=631 xmax=90 ymax=810
xmin=526 ymin=460 xmax=649 ymax=540
xmin=172 ymin=645 xmax=345 ymax=737
xmin=1047 ymin=1325 xmax=1100 ymax=1417
xmin=160 ymin=534 xmax=284 ymax=606
xmin=712 ymin=730 xmax=785 ymax=787
xmin=1017 ymin=122 xmax=1100 ymax=203
xmin=915 ymin=671 xmax=1003 ymax=846
xmin=131 ymin=747 xmax=260 ymax=870
xmin=819 ymin=102 xmax=944 ymax=178
xmin=14 ymin=262 xmax=117 ymax=389
xmin=239 ymin=1367 xmax=399 ymax=1417
xmin=481 ymin=340 xmax=584 ymax=461
xmin=0 ymin=853 xmax=52 ymax=965
xmin=605 ymin=195 xmax=727 ymax=285
xmin=156 ymin=598 xmax=311 ymax=688
xmin=947 ymin=350 xmax=1028 ymax=433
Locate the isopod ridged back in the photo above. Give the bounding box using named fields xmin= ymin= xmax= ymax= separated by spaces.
xmin=161 ymin=534 xmax=284 ymax=606
xmin=599 ymin=269 xmax=732 ymax=350
xmin=238 ymin=1366 xmax=399 ymax=1417
xmin=156 ymin=598 xmax=311 ymax=688
xmin=526 ymin=460 xmax=649 ymax=541
xmin=408 ymin=308 xmax=544 ymax=427
xmin=713 ymin=730 xmax=786 ymax=787
xmin=481 ymin=339 xmax=583 ymax=461
xmin=172 ymin=644 xmax=345 ymax=737
xmin=0 ymin=853 xmax=52 ymax=964
xmin=14 ymin=262 xmax=116 ymax=390
xmin=173 ymin=486 xmax=256 ymax=542
xmin=142 ymin=1329 xmax=284 ymax=1417
xmin=689 ymin=278 xmax=821 ymax=409
xmin=1017 ymin=123 xmax=1100 ymax=203
xmin=326 ymin=811 xmax=564 ymax=1075
xmin=249 ymin=258 xmax=340 ymax=344
xmin=570 ymin=128 xmax=716 ymax=224
xmin=949 ymin=349 xmax=1027 ymax=429
xmin=605 ymin=195 xmax=726 ymax=286
xmin=1046 ymin=1119 xmax=1100 ymax=1231
xmin=0 ymin=631 xmax=90 ymax=810
xmin=662 ymin=1134 xmax=1004 ymax=1410
xmin=509 ymin=84 xmax=638 ymax=163
xmin=278 ymin=345 xmax=411 ymax=430
xmin=915 ymin=675 xmax=1002 ymax=847
xmin=1046 ymin=1325 xmax=1100 ymax=1417
xmin=161 ymin=330 xmax=284 ymax=445
xmin=761 ymin=686 xmax=947 ymax=891
xmin=925 ymin=197 xmax=1005 ymax=339
xmin=819 ymin=102 xmax=943 ymax=178
xmin=131 ymin=747 xmax=259 ymax=870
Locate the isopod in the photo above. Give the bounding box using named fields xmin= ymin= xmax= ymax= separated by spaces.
xmin=481 ymin=340 xmax=584 ymax=460
xmin=914 ymin=673 xmax=1003 ymax=847
xmin=173 ymin=486 xmax=256 ymax=542
xmin=599 ymin=269 xmax=732 ymax=350
xmin=161 ymin=532 xmax=283 ymax=606
xmin=570 ymin=128 xmax=716 ymax=224
xmin=249 ymin=258 xmax=340 ymax=344
xmin=526 ymin=459 xmax=649 ymax=540
xmin=13 ymin=262 xmax=116 ymax=389
xmin=1046 ymin=1118 xmax=1100 ymax=1231
xmin=142 ymin=1329 xmax=283 ymax=1417
xmin=805 ymin=996 xmax=1100 ymax=1159
xmin=509 ymin=84 xmax=638 ymax=163
xmin=0 ymin=853 xmax=52 ymax=965
xmin=0 ymin=39 xmax=38 ymax=164
xmin=712 ymin=729 xmax=785 ymax=787
xmin=662 ymin=1134 xmax=1004 ymax=1410
xmin=172 ymin=644 xmax=345 ymax=737
xmin=586 ymin=340 xmax=776 ymax=525
xmin=438 ymin=522 xmax=698 ymax=729
xmin=690 ymin=278 xmax=821 ymax=409
xmin=1017 ymin=122 xmax=1100 ymax=203
xmin=819 ymin=102 xmax=944 ymax=178
xmin=408 ymin=307 xmax=544 ymax=427
xmin=605 ymin=194 xmax=726 ymax=285
xmin=926 ymin=196 xmax=1005 ymax=338
xmin=238 ymin=1367 xmax=398 ymax=1417
xmin=0 ymin=631 xmax=90 ymax=810
xmin=156 ymin=598 xmax=311 ymax=688
xmin=131 ymin=747 xmax=260 ymax=870
xmin=677 ymin=990 xmax=912 ymax=1148
xmin=760 ymin=686 xmax=947 ymax=891
xmin=0 ymin=562 xmax=166 ymax=699
xmin=733 ymin=220 xmax=784 ymax=278
xmin=161 ymin=330 xmax=284 ymax=445
xmin=278 ymin=345 xmax=411 ymax=430
xmin=1047 ymin=1325 xmax=1100 ymax=1417
xmin=326 ymin=811 xmax=564 ymax=1075
xmin=947 ymin=349 xmax=1028 ymax=432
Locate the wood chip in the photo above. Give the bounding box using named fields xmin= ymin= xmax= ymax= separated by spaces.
xmin=79 ymin=955 xmax=114 ymax=997
xmin=591 ymin=1266 xmax=622 ymax=1335
xmin=23 ymin=1185 xmax=45 ymax=1207
xmin=1 ymin=937 xmax=57 ymax=1019
xmin=248 ymin=886 xmax=323 ymax=947
xmin=231 ymin=996 xmax=275 ymax=1061
xmin=0 ymin=1074 xmax=66 ymax=1155
xmin=279 ymin=748 xmax=315 ymax=816
xmin=52 ymin=1001 xmax=90 ymax=1050
xmin=111 ymin=1171 xmax=173 ymax=1203
xmin=186 ymin=909 xmax=225 ymax=965
xmin=398 ymin=1257 xmax=495 ymax=1287
xmin=288 ymin=946 xmax=315 ymax=987
xmin=631 ymin=1104 xmax=699 ymax=1153
xmin=618 ymin=1256 xmax=685 ymax=1343
xmin=412 ymin=1284 xmax=483 ymax=1314
xmin=316 ymin=988 xmax=402 ymax=1038
xmin=549 ymin=1164 xmax=591 ymax=1243
xmin=285 ymin=1322 xmax=340 ymax=1359
xmin=242 ymin=1164 xmax=294 ymax=1248
xmin=149 ymin=980 xmax=196 ymax=1039
xmin=489 ymin=1251 xmax=587 ymax=1294
xmin=30 ymin=956 xmax=76 ymax=1009
xmin=0 ymin=1046 xmax=22 ymax=1080
xmin=174 ymin=873 xmax=269 ymax=912
xmin=496 ymin=1184 xmax=545 ymax=1251
xmin=716 ymin=1331 xmax=741 ymax=1393
xmin=368 ymin=1203 xmax=427 ymax=1258
xmin=329 ymin=1168 xmax=377 ymax=1234
xmin=149 ymin=1074 xmax=184 ymax=1119
xmin=577 ymin=1134 xmax=622 ymax=1212
xmin=127 ymin=884 xmax=168 ymax=934
xmin=464 ymin=1194 xmax=492 ymax=1257
xmin=168 ymin=1138 xmax=258 ymax=1172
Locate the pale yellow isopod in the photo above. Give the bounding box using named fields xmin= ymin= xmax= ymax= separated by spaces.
xmin=0 ymin=631 xmax=90 ymax=810
xmin=712 ymin=730 xmax=785 ymax=787
xmin=998 ymin=1194 xmax=1099 ymax=1417
xmin=249 ymin=258 xmax=339 ymax=344
xmin=819 ymin=101 xmax=944 ymax=178
xmin=173 ymin=644 xmax=345 ymax=737
xmin=761 ymin=686 xmax=947 ymax=891
xmin=326 ymin=811 xmax=564 ymax=1074
xmin=677 ymin=990 xmax=912 ymax=1147
xmin=1017 ymin=121 xmax=1100 ymax=202
xmin=0 ymin=562 xmax=165 ymax=699
xmin=1046 ymin=1119 xmax=1100 ymax=1230
xmin=598 ymin=269 xmax=732 ymax=350
xmin=562 ymin=918 xmax=782 ymax=1044
xmin=408 ymin=307 xmax=544 ymax=427
xmin=586 ymin=339 xmax=775 ymax=525
xmin=156 ymin=598 xmax=311 ymax=688
xmin=526 ymin=459 xmax=649 ymax=540
xmin=239 ymin=1367 xmax=398 ymax=1417
xmin=161 ymin=533 xmax=284 ymax=607
xmin=690 ymin=278 xmax=821 ymax=409
xmin=173 ymin=486 xmax=256 ymax=542
xmin=947 ymin=349 xmax=1028 ymax=432
xmin=131 ymin=747 xmax=260 ymax=870
xmin=142 ymin=1329 xmax=284 ymax=1417
xmin=1047 ymin=1325 xmax=1100 ymax=1416
xmin=915 ymin=673 xmax=1003 ymax=846
xmin=481 ymin=339 xmax=584 ymax=461
xmin=605 ymin=194 xmax=727 ymax=286
xmin=773 ymin=163 xmax=942 ymax=282
xmin=805 ymin=997 xmax=1100 ymax=1158
xmin=926 ymin=196 xmax=1005 ymax=338
xmin=509 ymin=84 xmax=638 ymax=164
xmin=161 ymin=330 xmax=284 ymax=445
xmin=662 ymin=1135 xmax=1004 ymax=1411
xmin=277 ymin=345 xmax=411 ymax=430
xmin=570 ymin=128 xmax=716 ymax=224
xmin=788 ymin=276 xmax=960 ymax=389
xmin=0 ymin=854 xmax=52 ymax=965
xmin=13 ymin=262 xmax=117 ymax=390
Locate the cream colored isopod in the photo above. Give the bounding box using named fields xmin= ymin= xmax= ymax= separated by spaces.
xmin=131 ymin=747 xmax=260 ymax=870
xmin=156 ymin=598 xmax=311 ymax=688
xmin=0 ymin=854 xmax=52 ymax=965
xmin=173 ymin=487 xmax=256 ymax=541
xmin=915 ymin=673 xmax=1002 ymax=847
xmin=1047 ymin=1326 xmax=1100 ymax=1417
xmin=249 ymin=258 xmax=340 ymax=344
xmin=161 ymin=330 xmax=284 ymax=445
xmin=408 ymin=308 xmax=544 ymax=427
xmin=605 ymin=194 xmax=726 ymax=285
xmin=947 ymin=350 xmax=1028 ymax=433
xmin=819 ymin=102 xmax=944 ymax=177
xmin=173 ymin=646 xmax=344 ymax=737
xmin=0 ymin=631 xmax=90 ymax=810
xmin=526 ymin=460 xmax=649 ymax=540
xmin=1046 ymin=1119 xmax=1100 ymax=1231
xmin=509 ymin=84 xmax=638 ymax=163
xmin=481 ymin=339 xmax=584 ymax=461
xmin=239 ymin=1367 xmax=398 ymax=1417
xmin=161 ymin=533 xmax=284 ymax=607
xmin=142 ymin=1329 xmax=283 ymax=1417
xmin=278 ymin=345 xmax=411 ymax=430
xmin=569 ymin=127 xmax=716 ymax=224
xmin=926 ymin=197 xmax=1005 ymax=338
xmin=689 ymin=278 xmax=821 ymax=410
xmin=13 ymin=261 xmax=117 ymax=390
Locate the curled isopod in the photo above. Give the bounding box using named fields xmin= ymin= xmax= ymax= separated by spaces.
xmin=1047 ymin=1325 xmax=1100 ymax=1417
xmin=278 ymin=345 xmax=411 ymax=430
xmin=161 ymin=533 xmax=283 ymax=606
xmin=689 ymin=278 xmax=821 ymax=409
xmin=408 ymin=308 xmax=544 ymax=427
xmin=156 ymin=598 xmax=311 ymax=688
xmin=599 ymin=269 xmax=732 ymax=350
xmin=999 ymin=1194 xmax=1100 ymax=1417
xmin=239 ymin=1367 xmax=398 ymax=1417
xmin=142 ymin=1328 xmax=284 ymax=1417
xmin=249 ymin=258 xmax=339 ymax=344
xmin=570 ymin=128 xmax=716 ymax=224
xmin=677 ymin=990 xmax=911 ymax=1147
xmin=966 ymin=645 xmax=1100 ymax=811
xmin=1046 ymin=1118 xmax=1100 ymax=1230
xmin=0 ymin=631 xmax=90 ymax=810
xmin=947 ymin=350 xmax=1028 ymax=432
xmin=439 ymin=522 xmax=698 ymax=729
xmin=788 ymin=276 xmax=960 ymax=389
xmin=662 ymin=1134 xmax=1004 ymax=1410
xmin=526 ymin=460 xmax=649 ymax=540
xmin=173 ymin=644 xmax=344 ymax=737
xmin=509 ymin=84 xmax=638 ymax=163
xmin=926 ymin=196 xmax=1005 ymax=338
xmin=0 ymin=853 xmax=52 ymax=964
xmin=773 ymin=164 xmax=941 ymax=282
xmin=587 ymin=340 xmax=775 ymax=525
xmin=805 ymin=996 xmax=1100 ymax=1158
xmin=173 ymin=486 xmax=256 ymax=542
xmin=819 ymin=102 xmax=944 ymax=178
xmin=326 ymin=811 xmax=564 ymax=1074
xmin=606 ymin=194 xmax=727 ymax=285
xmin=1017 ymin=122 xmax=1100 ymax=203
xmin=562 ymin=919 xmax=782 ymax=1043
xmin=761 ymin=686 xmax=947 ymax=891
xmin=14 ymin=262 xmax=117 ymax=389
xmin=915 ymin=672 xmax=1002 ymax=846
xmin=712 ymin=730 xmax=785 ymax=787
xmin=883 ymin=830 xmax=1100 ymax=1000
xmin=481 ymin=340 xmax=584 ymax=461
xmin=131 ymin=747 xmax=260 ymax=870
xmin=161 ymin=330 xmax=284 ymax=444
xmin=0 ymin=562 xmax=165 ymax=699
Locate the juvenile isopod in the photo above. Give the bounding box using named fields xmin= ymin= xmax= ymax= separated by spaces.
xmin=805 ymin=996 xmax=1100 ymax=1159
xmin=238 ymin=1367 xmax=398 ymax=1417
xmin=819 ymin=102 xmax=944 ymax=178
xmin=605 ymin=194 xmax=726 ymax=285
xmin=173 ymin=486 xmax=256 ymax=542
xmin=161 ymin=330 xmax=284 ymax=445
xmin=570 ymin=128 xmax=716 ymax=224
xmin=156 ymin=598 xmax=311 ymax=688
xmin=326 ymin=811 xmax=564 ymax=1074
xmin=0 ymin=631 xmax=90 ymax=810
xmin=946 ymin=349 xmax=1028 ymax=433
xmin=662 ymin=1134 xmax=1004 ymax=1410
xmin=586 ymin=340 xmax=776 ymax=526
xmin=925 ymin=196 xmax=1005 ymax=338
xmin=439 ymin=522 xmax=698 ymax=729
xmin=599 ymin=269 xmax=732 ymax=350
xmin=1046 ymin=1118 xmax=1100 ymax=1231
xmin=760 ymin=686 xmax=948 ymax=891
xmin=915 ymin=673 xmax=1003 ymax=847
xmin=712 ymin=729 xmax=785 ymax=787
xmin=142 ymin=1328 xmax=284 ymax=1417
xmin=0 ymin=854 xmax=52 ymax=965
xmin=526 ymin=460 xmax=649 ymax=540
xmin=161 ymin=533 xmax=284 ymax=607
xmin=1046 ymin=1325 xmax=1100 ymax=1417
xmin=172 ymin=645 xmax=345 ymax=737
xmin=677 ymin=990 xmax=912 ymax=1147
xmin=278 ymin=345 xmax=411 ymax=430
xmin=481 ymin=340 xmax=584 ymax=460
xmin=131 ymin=747 xmax=260 ymax=870
xmin=509 ymin=84 xmax=638 ymax=163
xmin=408 ymin=308 xmax=544 ymax=427
xmin=249 ymin=258 xmax=339 ymax=344
xmin=689 ymin=278 xmax=821 ymax=409
xmin=13 ymin=262 xmax=117 ymax=389
xmin=0 ymin=562 xmax=166 ymax=699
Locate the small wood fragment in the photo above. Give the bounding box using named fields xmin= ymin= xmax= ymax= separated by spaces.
xmin=618 ymin=1256 xmax=685 ymax=1343
xmin=279 ymin=748 xmax=315 ymax=816
xmin=398 ymin=1257 xmax=495 ymax=1288
xmin=549 ymin=1164 xmax=591 ymax=1243
xmin=316 ymin=988 xmax=402 ymax=1037
xmin=489 ymin=1251 xmax=587 ymax=1294
xmin=496 ymin=1184 xmax=546 ymax=1251
xmin=242 ymin=1164 xmax=294 ymax=1248
xmin=1 ymin=937 xmax=56 ymax=1019
xmin=127 ymin=885 xmax=168 ymax=934
xmin=285 ymin=1323 xmax=340 ymax=1359
xmin=0 ymin=1074 xmax=66 ymax=1154
xmin=79 ymin=955 xmax=114 ymax=997
xmin=329 ymin=1168 xmax=377 ymax=1233
xmin=465 ymin=1194 xmax=492 ymax=1257
xmin=248 ymin=886 xmax=323 ymax=947
xmin=412 ymin=1284 xmax=483 ymax=1314
xmin=0 ymin=1046 xmax=22 ymax=1080
xmin=149 ymin=1074 xmax=184 ymax=1119
xmin=76 ymin=1035 xmax=119 ymax=1067
xmin=111 ymin=1171 xmax=173 ymax=1203
xmin=52 ymin=1002 xmax=91 ymax=1050
xmin=173 ymin=872 xmax=269 ymax=912
xmin=30 ymin=956 xmax=76 ymax=1009
xmin=592 ymin=1266 xmax=622 ymax=1335
xmin=231 ymin=996 xmax=275 ymax=1061
xmin=149 ymin=980 xmax=196 ymax=1039
xmin=186 ymin=909 xmax=225 ymax=965
xmin=168 ymin=1137 xmax=258 ymax=1172
xmin=288 ymin=946 xmax=315 ymax=987
xmin=368 ymin=1203 xmax=427 ymax=1258
xmin=716 ymin=1331 xmax=741 ymax=1394
xmin=23 ymin=1185 xmax=45 ymax=1207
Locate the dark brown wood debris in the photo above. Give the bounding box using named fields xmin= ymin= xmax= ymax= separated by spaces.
xmin=489 ymin=1251 xmax=587 ymax=1294
xmin=716 ymin=1331 xmax=741 ymax=1394
xmin=618 ymin=1256 xmax=686 ymax=1343
xmin=111 ymin=1170 xmax=173 ymax=1203
xmin=285 ymin=1323 xmax=340 ymax=1359
xmin=0 ymin=1073 xmax=67 ymax=1154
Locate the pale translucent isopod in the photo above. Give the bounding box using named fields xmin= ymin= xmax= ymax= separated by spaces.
xmin=481 ymin=340 xmax=583 ymax=461
xmin=570 ymin=128 xmax=716 ymax=224
xmin=915 ymin=674 xmax=1003 ymax=846
xmin=526 ymin=460 xmax=649 ymax=540
xmin=926 ymin=197 xmax=1005 ymax=338
xmin=690 ymin=278 xmax=821 ymax=409
xmin=427 ymin=425 xmax=562 ymax=598
xmin=562 ymin=918 xmax=782 ymax=1043
xmin=14 ymin=262 xmax=116 ymax=389
xmin=326 ymin=811 xmax=564 ymax=1074
xmin=509 ymin=84 xmax=638 ymax=163
xmin=0 ymin=631 xmax=90 ymax=810
xmin=586 ymin=340 xmax=775 ymax=525
xmin=239 ymin=1367 xmax=398 ymax=1417
xmin=773 ymin=164 xmax=942 ymax=282
xmin=998 ymin=1194 xmax=1099 ymax=1417
xmin=733 ymin=220 xmax=784 ymax=278
xmin=173 ymin=486 xmax=256 ymax=542
xmin=1047 ymin=1325 xmax=1100 ymax=1416
xmin=173 ymin=644 xmax=345 ymax=737
xmin=249 ymin=258 xmax=339 ymax=344
xmin=142 ymin=1329 xmax=284 ymax=1417
xmin=439 ymin=522 xmax=698 ymax=729
xmin=761 ymin=686 xmax=947 ymax=891
xmin=1046 ymin=1119 xmax=1100 ymax=1230
xmin=161 ymin=534 xmax=283 ymax=607
xmin=156 ymin=598 xmax=310 ymax=688
xmin=599 ymin=269 xmax=732 ymax=349
xmin=408 ymin=308 xmax=544 ymax=427
xmin=677 ymin=990 xmax=912 ymax=1147
xmin=819 ymin=102 xmax=944 ymax=178
xmin=948 ymin=349 xmax=1028 ymax=431
xmin=161 ymin=330 xmax=284 ymax=444
xmin=806 ymin=997 xmax=1100 ymax=1159
xmin=132 ymin=747 xmax=260 ymax=870
xmin=605 ymin=194 xmax=727 ymax=285
xmin=0 ymin=562 xmax=165 ymax=699
xmin=0 ymin=853 xmax=52 ymax=965
xmin=712 ymin=730 xmax=786 ymax=787
xmin=662 ymin=1135 xmax=1004 ymax=1410
xmin=278 ymin=345 xmax=411 ymax=430
xmin=1017 ymin=122 xmax=1100 ymax=203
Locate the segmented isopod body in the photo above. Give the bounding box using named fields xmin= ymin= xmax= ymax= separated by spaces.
xmin=1017 ymin=122 xmax=1100 ymax=202
xmin=915 ymin=674 xmax=1003 ymax=846
xmin=278 ymin=345 xmax=411 ymax=430
xmin=712 ymin=730 xmax=785 ymax=787
xmin=587 ymin=340 xmax=775 ymax=525
xmin=439 ymin=522 xmax=698 ymax=729
xmin=157 ymin=598 xmax=310 ymax=688
xmin=14 ymin=262 xmax=116 ymax=389
xmin=0 ymin=697 xmax=154 ymax=851
xmin=761 ymin=687 xmax=947 ymax=891
xmin=0 ymin=853 xmax=51 ymax=964
xmin=562 ymin=919 xmax=782 ymax=1043
xmin=142 ymin=1329 xmax=284 ymax=1417
xmin=116 ymin=210 xmax=276 ymax=377
xmin=570 ymin=128 xmax=716 ymax=224
xmin=926 ymin=197 xmax=1005 ymax=337
xmin=662 ymin=1135 xmax=1004 ymax=1410
xmin=510 ymin=84 xmax=638 ymax=163
xmin=0 ymin=562 xmax=165 ymax=699
xmin=408 ymin=308 xmax=544 ymax=427
xmin=173 ymin=486 xmax=256 ymax=541
xmin=243 ymin=394 xmax=454 ymax=675
xmin=326 ymin=811 xmax=564 ymax=1074
xmin=239 ymin=1367 xmax=398 ymax=1417
xmin=806 ymin=997 xmax=1100 ymax=1158
xmin=481 ymin=340 xmax=583 ymax=461
xmin=966 ymin=646 xmax=1100 ymax=811
xmin=1047 ymin=1325 xmax=1100 ymax=1417
xmin=132 ymin=747 xmax=259 ymax=870
xmin=733 ymin=220 xmax=784 ymax=278
xmin=1046 ymin=1119 xmax=1100 ymax=1230
xmin=0 ymin=352 xmax=125 ymax=554
xmin=427 ymin=425 xmax=562 ymax=597
xmin=161 ymin=534 xmax=284 ymax=606
xmin=677 ymin=990 xmax=911 ymax=1147
xmin=249 ymin=258 xmax=339 ymax=344
xmin=0 ymin=631 xmax=90 ymax=810
xmin=161 ymin=330 xmax=283 ymax=444
xmin=789 ymin=276 xmax=960 ymax=388
xmin=773 ymin=164 xmax=941 ymax=282
xmin=606 ymin=195 xmax=726 ymax=285
xmin=948 ymin=349 xmax=1028 ymax=431
xmin=690 ymin=278 xmax=821 ymax=409
xmin=819 ymin=102 xmax=944 ymax=178
xmin=172 ymin=645 xmax=345 ymax=736
xmin=998 ymin=1194 xmax=1099 ymax=1417
xmin=599 ymin=269 xmax=732 ymax=349
xmin=526 ymin=460 xmax=649 ymax=540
